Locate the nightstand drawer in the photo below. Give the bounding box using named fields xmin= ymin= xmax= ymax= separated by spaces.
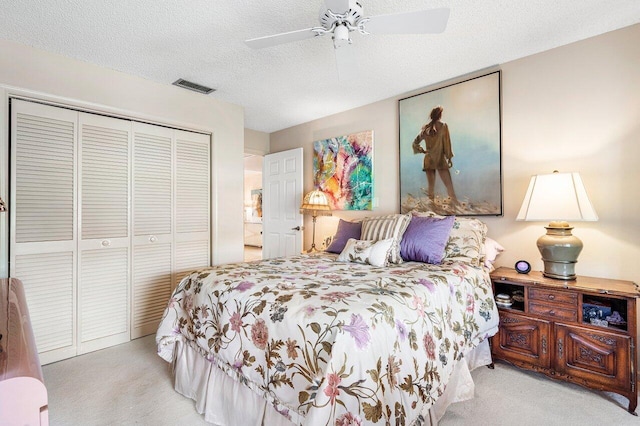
xmin=529 ymin=301 xmax=577 ymax=322
xmin=529 ymin=288 xmax=577 ymax=306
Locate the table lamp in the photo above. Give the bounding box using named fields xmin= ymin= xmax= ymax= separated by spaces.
xmin=516 ymin=171 xmax=598 ymax=280
xmin=300 ymin=189 xmax=332 ymax=252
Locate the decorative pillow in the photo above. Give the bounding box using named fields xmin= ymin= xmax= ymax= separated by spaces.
xmin=400 ymin=215 xmax=455 ymax=264
xmin=484 ymin=237 xmax=505 ymax=271
xmin=360 ymin=213 xmax=411 ymax=264
xmin=412 ymin=211 xmax=488 ymax=266
xmin=326 ymin=219 xmax=362 ymax=254
xmin=337 ymin=238 xmax=394 ymax=267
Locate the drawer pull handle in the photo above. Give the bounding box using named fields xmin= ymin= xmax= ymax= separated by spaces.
xmin=101 ymin=240 xmax=111 ymax=247
xmin=548 ymin=294 xmax=555 ymax=300
xmin=548 ymin=310 xmax=555 ymax=316
xmin=149 ymin=235 xmax=157 ymax=243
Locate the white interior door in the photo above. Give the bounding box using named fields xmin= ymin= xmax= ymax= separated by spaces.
xmin=262 ymin=148 xmax=303 ymax=259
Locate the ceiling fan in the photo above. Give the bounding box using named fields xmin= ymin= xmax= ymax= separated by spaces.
xmin=245 ymin=0 xmax=450 ymax=80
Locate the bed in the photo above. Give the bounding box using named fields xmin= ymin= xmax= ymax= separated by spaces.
xmin=156 ymin=214 xmax=500 ymax=425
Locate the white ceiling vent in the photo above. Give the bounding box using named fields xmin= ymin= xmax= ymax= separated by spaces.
xmin=172 ymin=79 xmax=216 ymax=95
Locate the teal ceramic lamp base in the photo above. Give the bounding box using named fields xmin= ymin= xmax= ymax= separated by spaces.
xmin=537 ymin=222 xmax=583 ymax=280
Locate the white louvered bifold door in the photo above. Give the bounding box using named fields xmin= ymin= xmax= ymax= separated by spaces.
xmin=131 ymin=122 xmax=174 ymax=338
xmin=10 ymin=100 xmax=213 ymax=358
xmin=78 ymin=113 xmax=131 ymax=354
xmin=10 ymin=100 xmax=78 ymax=364
xmin=174 ymin=130 xmax=210 ymax=286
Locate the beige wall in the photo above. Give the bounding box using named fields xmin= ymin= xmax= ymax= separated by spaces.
xmin=271 ymin=24 xmax=640 ymax=283
xmin=244 ymin=128 xmax=270 ymax=155
xmin=0 ymin=39 xmax=246 ymax=273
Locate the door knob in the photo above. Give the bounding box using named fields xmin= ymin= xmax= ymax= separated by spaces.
xmin=291 ymin=226 xmax=301 ymax=231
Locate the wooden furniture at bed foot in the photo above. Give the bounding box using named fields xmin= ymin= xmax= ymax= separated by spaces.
xmin=490 ymin=267 xmax=639 ymax=415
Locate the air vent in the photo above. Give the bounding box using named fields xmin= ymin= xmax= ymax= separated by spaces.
xmin=172 ymin=79 xmax=216 ymax=95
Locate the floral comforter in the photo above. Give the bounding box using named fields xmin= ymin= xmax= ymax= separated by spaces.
xmin=156 ymin=253 xmax=498 ymax=425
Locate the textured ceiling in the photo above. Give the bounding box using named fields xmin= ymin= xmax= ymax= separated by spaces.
xmin=0 ymin=1 xmax=638 ymax=133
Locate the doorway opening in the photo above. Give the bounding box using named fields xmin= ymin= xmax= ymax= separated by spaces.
xmin=244 ymin=154 xmax=263 ymax=262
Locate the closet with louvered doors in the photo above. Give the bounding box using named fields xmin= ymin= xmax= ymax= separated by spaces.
xmin=130 ymin=124 xmax=211 ymax=338
xmin=10 ymin=100 xmax=132 ymax=363
xmin=10 ymin=99 xmax=211 ymax=363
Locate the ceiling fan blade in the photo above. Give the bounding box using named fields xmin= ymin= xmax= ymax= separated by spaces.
xmin=364 ymin=8 xmax=450 ymax=35
xmin=334 ymin=44 xmax=359 ymax=81
xmin=246 ymin=28 xmax=317 ymax=49
xmin=324 ymin=0 xmax=351 ymax=13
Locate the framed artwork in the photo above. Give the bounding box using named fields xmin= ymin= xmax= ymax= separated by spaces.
xmin=313 ymin=130 xmax=373 ymax=210
xmin=399 ymin=71 xmax=502 ymax=216
xmin=251 ymin=188 xmax=262 ymax=219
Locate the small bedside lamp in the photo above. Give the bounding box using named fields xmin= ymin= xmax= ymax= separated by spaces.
xmin=300 ymin=189 xmax=332 ymax=252
xmin=517 ymin=171 xmax=598 ymax=280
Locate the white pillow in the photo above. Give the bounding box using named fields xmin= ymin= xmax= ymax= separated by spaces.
xmin=484 ymin=237 xmax=505 ymax=270
xmin=337 ymin=238 xmax=394 ymax=267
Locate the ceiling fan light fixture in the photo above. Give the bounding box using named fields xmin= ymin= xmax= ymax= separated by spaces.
xmin=245 ymin=0 xmax=450 ymax=79
xmin=333 ymin=24 xmax=351 ymax=48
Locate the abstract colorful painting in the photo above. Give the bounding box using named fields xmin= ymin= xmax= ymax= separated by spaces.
xmin=399 ymin=71 xmax=502 ymax=216
xmin=313 ymin=130 xmax=373 ymax=210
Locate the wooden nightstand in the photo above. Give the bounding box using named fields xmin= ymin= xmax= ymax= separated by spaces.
xmin=490 ymin=267 xmax=639 ymax=415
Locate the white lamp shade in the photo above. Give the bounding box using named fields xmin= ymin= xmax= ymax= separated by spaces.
xmin=517 ymin=172 xmax=598 ymax=222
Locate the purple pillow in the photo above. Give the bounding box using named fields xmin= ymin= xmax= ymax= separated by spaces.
xmin=326 ymin=220 xmax=362 ymax=254
xmin=400 ymin=215 xmax=455 ymax=264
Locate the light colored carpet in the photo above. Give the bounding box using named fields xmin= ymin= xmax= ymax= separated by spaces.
xmin=42 ymin=335 xmax=639 ymax=425
xmin=42 ymin=336 xmax=207 ymax=425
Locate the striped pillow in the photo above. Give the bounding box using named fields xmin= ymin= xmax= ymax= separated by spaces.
xmin=360 ymin=213 xmax=411 ymax=264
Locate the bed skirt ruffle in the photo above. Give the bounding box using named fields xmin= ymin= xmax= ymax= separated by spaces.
xmin=167 ymin=332 xmax=495 ymax=426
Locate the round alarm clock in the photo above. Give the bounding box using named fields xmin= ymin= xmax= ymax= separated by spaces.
xmin=515 ymin=260 xmax=531 ymax=274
